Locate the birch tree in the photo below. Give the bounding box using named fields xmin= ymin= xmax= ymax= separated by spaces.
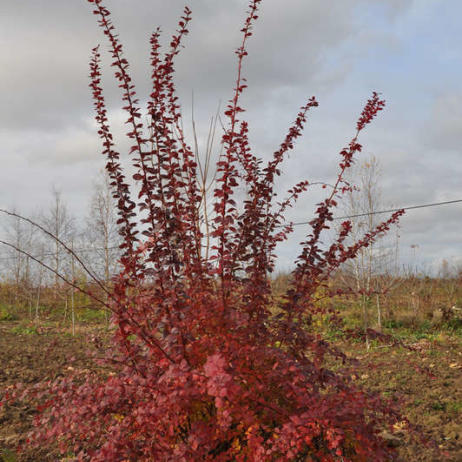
xmin=340 ymin=156 xmax=400 ymax=345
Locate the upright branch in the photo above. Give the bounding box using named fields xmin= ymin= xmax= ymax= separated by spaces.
xmin=289 ymin=93 xmax=391 ymax=310
xmin=212 ymin=0 xmax=262 ymax=301
xmin=89 ymin=45 xmax=139 ymax=272
xmin=145 ymin=7 xmax=203 ymax=279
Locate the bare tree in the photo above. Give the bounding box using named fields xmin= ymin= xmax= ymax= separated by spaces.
xmin=339 ymin=156 xmax=400 ymax=346
xmin=1 ymin=210 xmax=35 ymax=308
xmin=85 ymin=170 xmax=121 ymax=290
xmin=40 ymin=188 xmax=74 ymax=304
xmin=32 ymin=242 xmax=46 ymax=320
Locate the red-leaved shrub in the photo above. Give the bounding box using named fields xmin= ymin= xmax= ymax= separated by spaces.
xmin=6 ymin=1 xmax=406 ymax=460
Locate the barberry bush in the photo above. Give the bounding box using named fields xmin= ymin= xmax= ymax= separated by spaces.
xmin=6 ymin=0 xmax=405 ymax=460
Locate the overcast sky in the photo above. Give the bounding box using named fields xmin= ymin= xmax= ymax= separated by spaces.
xmin=1 ymin=0 xmax=461 ymax=273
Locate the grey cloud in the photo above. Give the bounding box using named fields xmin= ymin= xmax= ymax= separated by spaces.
xmin=424 ymin=92 xmax=462 ymax=152
xmin=2 ymin=0 xmax=458 ymax=272
xmin=0 ymin=0 xmax=413 ymax=132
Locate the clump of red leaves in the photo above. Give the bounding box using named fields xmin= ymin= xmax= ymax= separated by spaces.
xmin=8 ymin=1 xmax=406 ymax=460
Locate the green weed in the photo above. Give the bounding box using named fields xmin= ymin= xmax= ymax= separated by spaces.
xmin=430 ymin=401 xmax=445 ymax=411
xmin=77 ymin=308 xmax=107 ymax=324
xmin=0 ymin=305 xmax=18 ymax=322
xmin=383 ymin=319 xmax=405 ymax=329
xmin=0 ymin=448 xmax=17 ymax=462
xmin=10 ymin=324 xmax=38 ymax=335
xmin=446 ymin=401 xmax=462 ymax=413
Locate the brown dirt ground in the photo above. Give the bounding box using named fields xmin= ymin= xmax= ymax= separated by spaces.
xmin=0 ymin=322 xmax=102 ymax=462
xmin=339 ymin=335 xmax=462 ymax=461
xmin=0 ymin=321 xmax=461 ymax=461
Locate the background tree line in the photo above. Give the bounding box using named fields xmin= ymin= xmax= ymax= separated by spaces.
xmin=1 ymin=158 xmax=461 ymax=339
xmin=0 ymin=170 xmax=121 ymax=325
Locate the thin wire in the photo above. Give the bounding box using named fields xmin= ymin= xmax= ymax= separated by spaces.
xmin=291 ymin=198 xmax=462 ymax=226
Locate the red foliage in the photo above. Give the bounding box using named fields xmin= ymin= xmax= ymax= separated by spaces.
xmin=6 ymin=1 xmax=406 ymax=460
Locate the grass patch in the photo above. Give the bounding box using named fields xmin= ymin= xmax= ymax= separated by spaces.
xmin=0 ymin=448 xmax=17 ymax=462
xmin=430 ymin=401 xmax=445 ymax=412
xmin=77 ymin=308 xmax=107 ymax=324
xmin=442 ymin=319 xmax=462 ymax=336
xmin=0 ymin=305 xmax=18 ymax=322
xmin=10 ymin=324 xmax=38 ymax=335
xmin=447 ymin=401 xmax=462 ymax=414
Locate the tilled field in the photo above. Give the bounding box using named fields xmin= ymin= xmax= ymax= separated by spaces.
xmin=341 ymin=336 xmax=462 ymax=461
xmin=0 ymin=321 xmax=461 ymax=461
xmin=0 ymin=323 xmax=99 ymax=462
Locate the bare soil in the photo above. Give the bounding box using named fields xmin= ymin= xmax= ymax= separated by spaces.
xmin=0 ymin=322 xmax=100 ymax=462
xmin=340 ymin=336 xmax=462 ymax=461
xmin=0 ymin=321 xmax=461 ymax=461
